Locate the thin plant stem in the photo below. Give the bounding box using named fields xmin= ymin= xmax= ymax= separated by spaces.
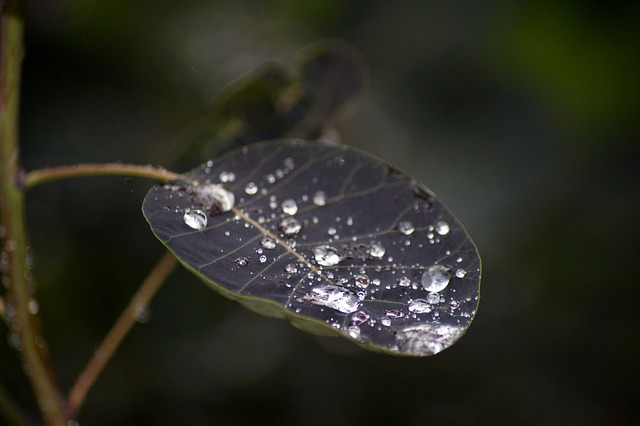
xmin=1 ymin=2 xmax=69 ymax=425
xmin=24 ymin=163 xmax=184 ymax=189
xmin=66 ymin=250 xmax=179 ymax=417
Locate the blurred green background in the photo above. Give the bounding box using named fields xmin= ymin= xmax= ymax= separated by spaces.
xmin=3 ymin=0 xmax=639 ymax=424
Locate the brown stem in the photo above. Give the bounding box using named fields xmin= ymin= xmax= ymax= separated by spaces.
xmin=24 ymin=163 xmax=184 ymax=189
xmin=66 ymin=250 xmax=179 ymax=417
xmin=1 ymin=2 xmax=68 ymax=425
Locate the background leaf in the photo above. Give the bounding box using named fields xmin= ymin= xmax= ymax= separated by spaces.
xmin=143 ymin=140 xmax=480 ymax=356
xmin=175 ymin=40 xmax=368 ymax=166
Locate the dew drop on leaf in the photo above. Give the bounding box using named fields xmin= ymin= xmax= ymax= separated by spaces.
xmin=434 ymin=220 xmax=450 ymax=236
xmin=427 ymin=293 xmax=441 ymax=304
xmin=313 ymin=191 xmax=327 ymax=206
xmin=421 ymin=264 xmax=452 ymax=292
xmin=350 ymin=310 xmax=370 ymax=325
xmin=396 ymin=324 xmax=464 ymax=356
xmin=235 ymin=257 xmax=250 ymax=267
xmin=301 ymin=284 xmax=361 ymax=313
xmin=245 ymin=182 xmax=258 ymax=195
xmin=260 ymin=237 xmax=276 ymax=250
xmin=398 ymin=276 xmax=411 ymax=287
xmin=455 ymin=268 xmax=467 ymax=278
xmin=354 ymin=274 xmax=370 ymax=288
xmin=397 ymin=221 xmax=415 ymax=235
xmin=369 ymin=242 xmax=386 ymax=259
xmin=408 ymin=299 xmax=431 ymax=313
xmin=347 ymin=325 xmax=361 ymax=339
xmin=285 ymin=263 xmax=298 ymax=274
xmin=279 ymin=217 xmax=302 ymax=236
xmin=313 ymin=245 xmax=343 ymax=266
xmin=281 ymin=199 xmax=298 ymax=215
xmin=183 ymin=209 xmax=207 ymax=229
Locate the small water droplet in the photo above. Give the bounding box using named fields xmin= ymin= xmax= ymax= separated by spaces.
xmin=397 ymin=221 xmax=415 ymax=235
xmin=260 ymin=237 xmax=276 ymax=250
xmin=449 ymin=300 xmax=460 ymax=310
xmin=259 ymin=255 xmax=267 ymax=263
xmin=350 ymin=310 xmax=370 ymax=325
xmin=235 ymin=257 xmax=250 ymax=267
xmin=245 ymin=182 xmax=258 ymax=195
xmin=301 ymin=284 xmax=361 ymax=313
xmin=408 ymin=299 xmax=431 ymax=313
xmin=398 ymin=276 xmax=411 ymax=287
xmin=279 ymin=217 xmax=302 ymax=236
xmin=219 ymin=171 xmax=236 ymax=182
xmin=327 ymin=227 xmax=337 ymax=236
xmin=347 ymin=325 xmax=361 ymax=339
xmin=421 ymin=264 xmax=452 ymax=292
xmin=455 ymin=269 xmax=467 ymax=278
xmin=386 ymin=309 xmax=404 ymax=318
xmin=380 ymin=317 xmax=392 ymax=326
xmin=28 ymin=299 xmax=39 ymax=315
xmin=369 ymin=242 xmax=385 ymax=259
xmin=281 ymin=199 xmax=298 ymax=215
xmin=183 ymin=209 xmax=207 ymax=229
xmin=285 ymin=263 xmax=298 ymax=274
xmin=435 ymin=220 xmax=450 ymax=235
xmin=313 ymin=245 xmax=343 ymax=266
xmin=354 ymin=274 xmax=370 ymax=288
xmin=427 ymin=292 xmax=441 ymax=304
xmin=313 ymin=191 xmax=327 ymax=206
xmin=134 ymin=303 xmax=151 ymax=323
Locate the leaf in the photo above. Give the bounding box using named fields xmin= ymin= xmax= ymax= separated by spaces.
xmin=143 ymin=140 xmax=481 ymax=356
xmin=175 ymin=40 xmax=368 ymax=165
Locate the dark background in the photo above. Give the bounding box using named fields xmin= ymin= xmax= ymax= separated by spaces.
xmin=2 ymin=0 xmax=639 ymax=424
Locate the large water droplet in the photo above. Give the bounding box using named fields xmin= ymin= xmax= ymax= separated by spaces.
xmin=245 ymin=182 xmax=258 ymax=195
xmin=183 ymin=209 xmax=207 ymax=229
xmin=301 ymin=284 xmax=361 ymax=313
xmin=193 ymin=184 xmax=235 ymax=213
xmin=397 ymin=221 xmax=415 ymax=235
xmin=313 ymin=245 xmax=343 ymax=266
xmin=260 ymin=237 xmax=276 ymax=250
xmin=396 ymin=324 xmax=464 ymax=356
xmin=421 ymin=264 xmax=452 ymax=292
xmin=281 ymin=199 xmax=298 ymax=215
xmin=313 ymin=191 xmax=327 ymax=206
xmin=435 ymin=220 xmax=450 ymax=236
xmin=279 ymin=217 xmax=302 ymax=236
xmin=369 ymin=242 xmax=386 ymax=259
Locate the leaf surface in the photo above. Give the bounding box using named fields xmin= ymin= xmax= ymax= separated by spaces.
xmin=143 ymin=140 xmax=480 ymax=356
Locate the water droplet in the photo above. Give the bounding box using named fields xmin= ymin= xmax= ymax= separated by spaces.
xmin=313 ymin=191 xmax=327 ymax=206
xmin=369 ymin=242 xmax=385 ymax=259
xmin=266 ymin=174 xmax=276 ymax=183
xmin=219 ymin=171 xmax=236 ymax=182
xmin=260 ymin=237 xmax=276 ymax=250
xmin=259 ymin=255 xmax=267 ymax=263
xmin=301 ymin=284 xmax=361 ymax=313
xmin=313 ymin=245 xmax=343 ymax=266
xmin=183 ymin=209 xmax=207 ymax=229
xmin=408 ymin=299 xmax=432 ymax=313
xmin=449 ymin=300 xmax=460 ymax=310
xmin=245 ymin=182 xmax=258 ymax=195
xmin=421 ymin=265 xmax=452 ymax=292
xmin=427 ymin=292 xmax=441 ymax=304
xmin=350 ymin=310 xmax=370 ymax=325
xmin=281 ymin=199 xmax=298 ymax=215
xmin=134 ymin=303 xmax=151 ymax=323
xmin=397 ymin=221 xmax=415 ymax=235
xmin=396 ymin=324 xmax=464 ymax=356
xmin=285 ymin=263 xmax=298 ymax=274
xmin=193 ymin=184 xmax=235 ymax=213
xmin=347 ymin=325 xmax=361 ymax=339
xmin=398 ymin=276 xmax=411 ymax=287
xmin=380 ymin=317 xmax=392 ymax=326
xmin=354 ymin=274 xmax=370 ymax=288
xmin=386 ymin=309 xmax=404 ymax=319
xmin=327 ymin=227 xmax=337 ymax=236
xmin=235 ymin=257 xmax=250 ymax=267
xmin=435 ymin=220 xmax=450 ymax=235
xmin=279 ymin=217 xmax=302 ymax=236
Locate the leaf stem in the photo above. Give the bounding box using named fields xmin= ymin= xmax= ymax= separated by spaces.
xmin=1 ymin=2 xmax=69 ymax=425
xmin=66 ymin=250 xmax=179 ymax=417
xmin=24 ymin=163 xmax=184 ymax=189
